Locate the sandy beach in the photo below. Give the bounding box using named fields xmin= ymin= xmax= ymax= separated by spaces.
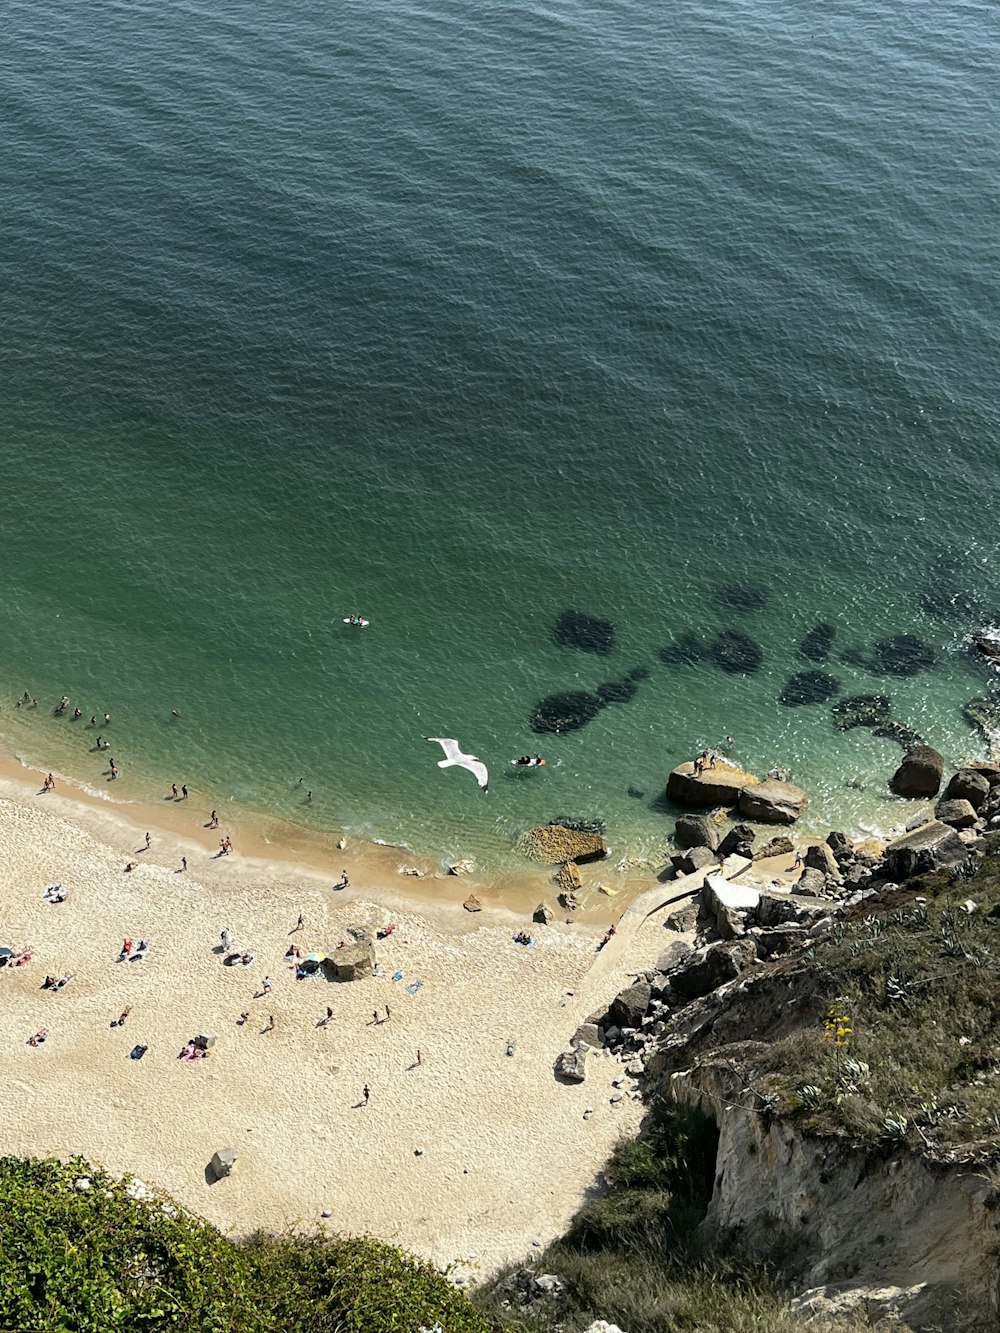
xmin=0 ymin=762 xmax=692 ymax=1275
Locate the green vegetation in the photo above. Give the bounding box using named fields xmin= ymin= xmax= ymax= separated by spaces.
xmin=0 ymin=1156 xmax=490 ymax=1333
xmin=753 ymin=854 xmax=1000 ymax=1152
xmin=474 ymin=1102 xmax=867 ymax=1333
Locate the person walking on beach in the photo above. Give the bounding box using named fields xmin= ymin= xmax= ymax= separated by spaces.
xmin=43 ymin=773 xmax=55 ymax=791
xmin=384 ymin=1004 xmax=391 ymax=1022
xmin=261 ymin=976 xmax=272 ymax=996
xmin=104 ymin=713 xmax=111 ymax=726
xmin=264 ymin=1014 xmax=275 ymax=1032
xmin=115 ymin=1006 xmax=132 ymax=1027
xmin=416 ymin=1050 xmax=422 ymax=1066
xmin=109 ymin=759 xmax=118 ymax=779
xmin=171 ymin=784 xmax=178 ymax=799
xmin=238 ymin=1011 xmax=249 ymax=1026
xmin=792 ymin=850 xmax=803 ymax=870
xmin=144 ymin=832 xmax=151 ymax=850
xmin=90 ymin=715 xmax=97 ymax=726
xmin=325 ymin=1006 xmax=333 ymax=1023
xmin=181 ymin=785 xmax=188 ymax=799
xmin=180 ymin=856 xmax=187 ymax=872
xmin=362 ymin=1083 xmax=370 ymax=1106
xmin=219 ymin=839 xmax=229 ymax=856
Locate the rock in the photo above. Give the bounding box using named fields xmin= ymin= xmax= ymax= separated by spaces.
xmin=871 ymin=634 xmax=936 ymax=677
xmin=554 ymin=861 xmax=582 ymax=894
xmin=795 ymin=868 xmax=828 ymax=897
xmin=873 ymin=720 xmax=924 ymax=751
xmin=609 ymin=1093 xmax=624 ymax=1104
xmin=715 ymin=582 xmax=769 ymax=612
xmin=882 ymin=820 xmax=968 ymax=879
xmin=831 ymin=694 xmax=891 ymax=731
xmin=555 ymin=1049 xmax=587 ymax=1082
xmin=964 ymin=696 xmax=1000 ymax=754
xmin=532 ymin=902 xmax=555 ymax=925
xmin=664 ymin=902 xmax=698 ymax=933
xmin=530 ymin=690 xmax=603 ymax=735
xmin=326 ymin=942 xmax=375 ymax=981
xmin=826 ymin=830 xmax=851 ymax=857
xmin=321 ymin=1209 xmax=332 ymax=1218
xmin=889 ymin=745 xmax=944 ymax=797
xmin=627 ymin=665 xmax=651 ymax=681
xmin=655 ymin=940 xmax=693 ymax=972
xmin=608 ymin=982 xmax=651 ymax=1030
xmin=448 ymin=858 xmax=475 ymax=876
xmin=754 ymin=836 xmax=794 ymax=860
xmin=669 ymin=940 xmax=758 ymax=1000
xmin=799 ymin=622 xmax=836 ymax=663
xmin=715 ymin=905 xmax=746 ymax=939
xmin=702 ymin=873 xmax=760 ymax=917
xmin=946 ymin=768 xmax=991 ymax=810
xmin=558 ymin=890 xmax=581 ymax=912
xmin=674 ymin=814 xmax=720 ymax=850
xmin=754 ymin=922 xmax=807 ymax=958
xmin=792 ymin=1281 xmax=963 ymax=1331
xmin=934 ymin=798 xmax=978 ymax=830
xmin=756 ymin=892 xmax=830 ymax=928
xmin=210 ymin=1148 xmax=237 ymax=1180
xmin=718 ymin=824 xmax=757 ymax=857
xmin=550 ymin=816 xmax=607 ymax=836
xmin=962 ymin=760 xmax=1000 ymax=785
xmin=779 ymin=671 xmax=841 ymax=707
xmin=582 ymin=1322 xmax=628 ymax=1333
xmin=463 ymin=894 xmax=483 ymax=912
xmin=534 ymin=1274 xmax=566 ymax=1297
xmin=553 ymin=609 xmax=615 ymax=655
xmin=571 ymin=1022 xmax=603 ymax=1051
xmin=666 ymin=762 xmax=758 ymax=807
xmin=670 ymin=845 xmax=718 ymax=876
xmin=657 ymin=632 xmax=705 ymax=665
xmin=596 ymin=679 xmax=639 ymax=706
xmin=738 ymin=779 xmax=809 ymax=825
xmin=710 ymin=629 xmax=764 ymax=674
xmin=518 ymin=824 xmax=608 ymax=864
xmin=804 ymin=842 xmax=839 ymax=876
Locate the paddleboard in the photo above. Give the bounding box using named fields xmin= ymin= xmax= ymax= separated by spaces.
xmin=343 ymin=618 xmax=370 ymax=627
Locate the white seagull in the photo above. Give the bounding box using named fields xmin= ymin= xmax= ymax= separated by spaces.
xmin=424 ymin=737 xmax=489 ymax=793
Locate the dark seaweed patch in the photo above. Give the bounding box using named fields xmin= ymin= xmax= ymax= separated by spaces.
xmin=658 ymin=634 xmax=704 ymax=666
xmin=530 ymin=690 xmax=604 ymax=735
xmin=872 ymin=635 xmax=936 ymax=677
xmin=799 ymin=622 xmax=836 ymax=663
xmin=626 ymin=665 xmax=651 ymax=681
xmin=597 ymin=680 xmax=638 ymax=705
xmin=715 ymin=583 xmax=769 ymax=613
xmin=550 ymin=816 xmax=607 ymax=836
xmin=831 ymin=694 xmax=892 ymax=731
xmin=553 ymin=609 xmax=615 ymax=655
xmin=872 ymin=721 xmax=924 ymax=750
xmin=710 ymin=630 xmax=764 ymax=675
xmin=779 ymin=671 xmax=841 ymax=707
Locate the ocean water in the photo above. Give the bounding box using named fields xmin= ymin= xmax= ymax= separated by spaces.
xmin=2 ymin=0 xmax=998 ymax=873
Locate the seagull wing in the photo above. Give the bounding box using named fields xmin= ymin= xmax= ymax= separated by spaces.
xmin=425 ymin=738 xmax=489 ymax=792
xmin=466 ymin=758 xmax=490 ymax=791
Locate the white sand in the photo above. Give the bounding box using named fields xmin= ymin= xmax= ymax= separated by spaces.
xmin=0 ymin=780 xmax=669 ymax=1276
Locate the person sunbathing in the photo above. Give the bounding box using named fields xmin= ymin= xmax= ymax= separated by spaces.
xmin=27 ymin=1029 xmax=48 ymax=1046
xmin=42 ymin=974 xmax=57 ymax=989
xmin=239 ymin=952 xmax=255 ymax=967
xmin=52 ymin=975 xmax=72 ymax=991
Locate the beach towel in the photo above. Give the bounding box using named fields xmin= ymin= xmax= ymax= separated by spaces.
xmin=405 ymin=980 xmax=423 ymax=995
xmin=392 ymin=971 xmax=403 ymax=982
xmin=130 ymin=1045 xmax=147 ymax=1061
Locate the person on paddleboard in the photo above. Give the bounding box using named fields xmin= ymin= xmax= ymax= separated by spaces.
xmin=512 ymin=754 xmax=546 ymax=767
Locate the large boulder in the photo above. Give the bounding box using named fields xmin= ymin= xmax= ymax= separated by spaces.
xmin=669 ymin=940 xmax=757 ymax=1000
xmin=946 ymin=768 xmax=991 ymax=810
xmin=719 ymin=824 xmax=757 ymax=857
xmin=210 ymin=1148 xmax=237 ymax=1180
xmin=934 ymin=798 xmax=978 ymax=830
xmin=756 ymin=892 xmax=830 ymax=928
xmin=666 ymin=762 xmax=758 ymax=808
xmin=702 ymin=873 xmax=760 ymax=918
xmin=674 ymin=814 xmax=720 ymax=850
xmin=554 ymin=861 xmax=582 ymax=894
xmin=804 ymin=842 xmax=840 ymax=877
xmin=664 ymin=901 xmax=698 ymax=933
xmin=532 ymin=902 xmax=555 ymax=925
xmin=608 ymin=982 xmax=651 ymax=1030
xmin=555 ymin=1049 xmax=588 ymax=1082
xmin=519 ymin=824 xmax=608 ymax=864
xmin=796 ymin=867 xmax=828 ymax=897
xmin=670 ymin=845 xmax=718 ymax=876
xmin=738 ymin=779 xmax=809 ymax=825
xmin=882 ymin=820 xmax=967 ymax=879
xmin=656 ymin=940 xmax=693 ymax=973
xmin=754 ymin=836 xmax=794 ymax=861
xmin=889 ymin=746 xmax=944 ymax=797
xmin=326 ymin=942 xmax=375 ymax=981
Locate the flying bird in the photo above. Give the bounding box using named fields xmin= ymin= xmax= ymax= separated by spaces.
xmin=424 ymin=737 xmax=489 ymax=792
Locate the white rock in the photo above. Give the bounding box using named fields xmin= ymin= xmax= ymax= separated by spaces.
xmin=582 ymin=1321 xmax=629 ymax=1333
xmin=703 ymin=873 xmax=760 ymax=915
xmin=73 ymin=1176 xmax=91 ymax=1191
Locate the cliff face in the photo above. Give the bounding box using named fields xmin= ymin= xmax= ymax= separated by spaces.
xmin=670 ymin=1063 xmax=999 ymax=1330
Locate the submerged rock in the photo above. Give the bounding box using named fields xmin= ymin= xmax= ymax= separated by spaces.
xmin=553 ymin=609 xmax=615 ymax=655
xmin=531 ymin=690 xmax=603 ymax=735
xmin=550 ymin=816 xmax=607 ymax=836
xmin=779 ymin=671 xmax=841 ymax=707
xmin=657 ymin=633 xmax=705 ymax=666
xmin=872 ymin=634 xmax=936 ymax=677
xmin=596 ymin=679 xmax=638 ymax=705
xmin=799 ymin=622 xmax=836 ymax=663
xmin=872 ymin=721 xmax=924 ymax=751
xmin=518 ymin=823 xmax=608 ymax=864
xmin=715 ymin=583 xmax=769 ymax=613
xmin=831 ymin=694 xmax=892 ymax=731
xmin=964 ymin=696 xmax=1000 ymax=753
xmin=710 ymin=630 xmax=764 ymax=675
xmin=626 ymin=665 xmax=651 ymax=681
xmin=919 ymin=557 xmax=982 ymax=620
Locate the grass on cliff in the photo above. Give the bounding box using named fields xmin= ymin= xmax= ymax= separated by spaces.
xmin=753 ymin=849 xmax=1000 ymax=1155
xmin=475 ymin=1101 xmax=874 ymax=1333
xmin=0 ymin=1156 xmax=490 ymax=1333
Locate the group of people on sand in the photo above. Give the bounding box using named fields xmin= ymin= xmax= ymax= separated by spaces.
xmin=117 ymin=938 xmax=149 ymax=962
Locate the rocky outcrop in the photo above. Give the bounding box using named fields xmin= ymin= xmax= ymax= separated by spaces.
xmin=755 ymin=891 xmax=829 ymax=928
xmin=670 ymin=940 xmax=758 ymax=1001
xmin=532 ymin=902 xmax=555 ymax=925
xmin=754 ymin=836 xmax=794 ymax=860
xmin=326 ymin=941 xmax=374 ymax=981
xmin=674 ymin=814 xmax=720 ymax=850
xmin=519 ymin=823 xmax=608 ymax=864
xmin=737 ymin=779 xmax=809 ymax=825
xmin=554 ymin=1049 xmax=588 ymax=1082
xmin=882 ymin=820 xmax=967 ymax=879
xmin=608 ymin=982 xmax=651 ymax=1031
xmin=890 ymin=745 xmax=944 ymax=797
xmin=670 ymin=845 xmax=717 ymax=876
xmin=554 ymin=861 xmax=583 ymax=894
xmin=666 ymin=762 xmax=758 ymax=808
xmin=718 ymin=824 xmax=756 ymax=858
xmin=674 ymin=1064 xmax=995 ymax=1333
xmin=804 ymin=842 xmax=839 ymax=877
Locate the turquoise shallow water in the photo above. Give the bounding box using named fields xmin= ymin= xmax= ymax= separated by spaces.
xmin=2 ymin=0 xmax=998 ymax=871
